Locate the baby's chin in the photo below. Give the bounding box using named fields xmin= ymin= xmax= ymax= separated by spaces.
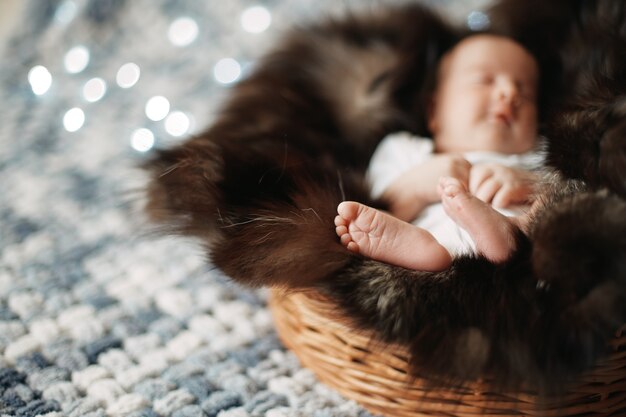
xmin=474 ymin=125 xmax=532 ymax=154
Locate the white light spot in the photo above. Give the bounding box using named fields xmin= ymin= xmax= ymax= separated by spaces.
xmin=63 ymin=108 xmax=85 ymax=132
xmin=116 ymin=62 xmax=141 ymax=88
xmin=55 ymin=1 xmax=78 ymax=25
xmin=168 ymin=17 xmax=199 ymax=47
xmin=165 ymin=111 xmax=191 ymax=137
xmin=131 ymin=128 xmax=155 ymax=152
xmin=467 ymin=11 xmax=490 ymax=31
xmin=28 ymin=66 xmax=53 ymax=96
xmin=83 ymin=78 xmax=107 ymax=102
xmin=64 ymin=45 xmax=90 ymax=74
xmin=145 ymin=96 xmax=170 ymax=121
xmin=241 ymin=6 xmax=271 ymax=34
xmin=213 ymin=58 xmax=241 ymax=84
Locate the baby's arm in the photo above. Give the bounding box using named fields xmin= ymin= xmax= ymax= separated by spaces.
xmin=382 ymin=155 xmax=471 ymax=222
xmin=469 ymin=163 xmax=538 ymax=208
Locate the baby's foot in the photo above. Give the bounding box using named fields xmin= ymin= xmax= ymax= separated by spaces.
xmin=334 ymin=201 xmax=451 ymax=271
xmin=439 ymin=177 xmax=518 ymax=262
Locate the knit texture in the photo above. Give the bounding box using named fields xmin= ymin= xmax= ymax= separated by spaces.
xmin=0 ymin=0 xmax=486 ymax=415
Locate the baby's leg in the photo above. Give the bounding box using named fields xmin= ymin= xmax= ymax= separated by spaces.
xmin=439 ymin=177 xmax=519 ymax=263
xmin=335 ymin=202 xmax=452 ymax=271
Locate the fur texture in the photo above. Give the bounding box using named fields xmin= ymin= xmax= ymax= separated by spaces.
xmin=144 ymin=1 xmax=626 ymax=390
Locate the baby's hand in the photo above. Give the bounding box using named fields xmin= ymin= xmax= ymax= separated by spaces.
xmin=411 ymin=154 xmax=471 ymax=202
xmin=469 ymin=163 xmax=537 ymax=208
xmin=381 ymin=154 xmax=470 ymax=222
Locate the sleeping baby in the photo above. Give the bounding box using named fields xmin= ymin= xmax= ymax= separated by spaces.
xmin=335 ymin=34 xmax=544 ymax=271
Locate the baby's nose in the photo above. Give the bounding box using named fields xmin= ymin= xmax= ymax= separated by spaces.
xmin=495 ymin=80 xmax=519 ymax=106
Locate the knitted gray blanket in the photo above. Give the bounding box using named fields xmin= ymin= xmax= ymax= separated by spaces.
xmin=0 ymin=1 xmax=486 ymax=415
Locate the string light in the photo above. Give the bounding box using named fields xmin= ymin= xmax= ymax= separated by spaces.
xmin=83 ymin=78 xmax=107 ymax=102
xmin=165 ymin=111 xmax=191 ymax=137
xmin=145 ymin=96 xmax=170 ymax=121
xmin=28 ymin=66 xmax=53 ymax=96
xmin=63 ymin=108 xmax=85 ymax=132
xmin=467 ymin=11 xmax=490 ymax=31
xmin=116 ymin=63 xmax=141 ymax=88
xmin=131 ymin=128 xmax=155 ymax=152
xmin=54 ymin=0 xmax=78 ymax=25
xmin=214 ymin=58 xmax=241 ymax=84
xmin=168 ymin=17 xmax=199 ymax=47
xmin=64 ymin=46 xmax=90 ymax=74
xmin=241 ymin=6 xmax=271 ymax=33
xmin=32 ymin=4 xmax=276 ymax=141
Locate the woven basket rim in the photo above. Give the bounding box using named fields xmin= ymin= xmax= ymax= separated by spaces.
xmin=269 ymin=288 xmax=626 ymax=417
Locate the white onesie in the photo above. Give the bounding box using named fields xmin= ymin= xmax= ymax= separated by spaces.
xmin=367 ymin=132 xmax=544 ymax=256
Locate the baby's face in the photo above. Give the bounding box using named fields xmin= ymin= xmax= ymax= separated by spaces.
xmin=428 ymin=35 xmax=538 ymax=154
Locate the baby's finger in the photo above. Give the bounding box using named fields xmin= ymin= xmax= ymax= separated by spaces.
xmin=438 ymin=176 xmax=464 ymax=198
xmin=493 ymin=185 xmax=531 ymax=208
xmin=457 ymin=169 xmax=471 ymax=190
xmin=492 ymin=185 xmax=513 ymax=208
xmin=469 ymin=166 xmax=493 ymax=194
xmin=455 ymin=160 xmax=472 ymax=186
xmin=474 ymin=178 xmax=501 ymax=203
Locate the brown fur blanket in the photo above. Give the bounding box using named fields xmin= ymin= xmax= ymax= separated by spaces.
xmin=144 ymin=0 xmax=626 ymax=389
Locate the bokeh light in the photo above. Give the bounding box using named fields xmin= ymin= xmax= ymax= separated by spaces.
xmin=131 ymin=128 xmax=155 ymax=152
xmin=467 ymin=11 xmax=490 ymax=31
xmin=83 ymin=78 xmax=107 ymax=102
xmin=168 ymin=17 xmax=199 ymax=47
xmin=165 ymin=111 xmax=191 ymax=137
xmin=241 ymin=6 xmax=271 ymax=33
xmin=64 ymin=46 xmax=90 ymax=74
xmin=145 ymin=96 xmax=171 ymax=121
xmin=63 ymin=108 xmax=85 ymax=132
xmin=214 ymin=58 xmax=241 ymax=84
xmin=54 ymin=0 xmax=78 ymax=25
xmin=116 ymin=63 xmax=141 ymax=88
xmin=28 ymin=66 xmax=53 ymax=96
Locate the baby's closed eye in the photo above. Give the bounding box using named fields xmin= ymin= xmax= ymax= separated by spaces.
xmin=468 ymin=72 xmax=494 ymax=85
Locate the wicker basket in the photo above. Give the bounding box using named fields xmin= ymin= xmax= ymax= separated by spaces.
xmin=269 ymin=288 xmax=626 ymax=417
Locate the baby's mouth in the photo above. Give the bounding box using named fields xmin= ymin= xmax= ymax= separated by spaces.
xmin=490 ymin=111 xmax=512 ymax=127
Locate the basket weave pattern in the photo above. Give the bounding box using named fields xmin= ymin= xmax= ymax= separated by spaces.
xmin=269 ymin=289 xmax=626 ymax=416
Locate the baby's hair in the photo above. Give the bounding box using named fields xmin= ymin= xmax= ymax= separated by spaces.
xmin=416 ymin=38 xmax=457 ymax=137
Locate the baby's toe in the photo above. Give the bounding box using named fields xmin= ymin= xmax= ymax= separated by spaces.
xmin=334 ymin=214 xmax=346 ymax=227
xmin=340 ymin=233 xmax=353 ymax=246
xmin=335 ymin=225 xmax=348 ymax=237
xmin=337 ymin=201 xmax=360 ymax=220
xmin=346 ymin=241 xmax=359 ymax=253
